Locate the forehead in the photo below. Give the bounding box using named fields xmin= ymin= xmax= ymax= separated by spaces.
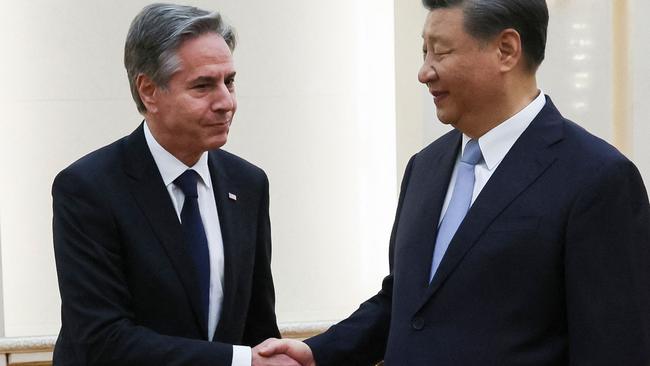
xmin=422 ymin=7 xmax=467 ymax=42
xmin=176 ymin=33 xmax=234 ymax=73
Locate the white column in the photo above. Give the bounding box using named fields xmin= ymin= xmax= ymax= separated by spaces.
xmin=630 ymin=0 xmax=650 ymax=188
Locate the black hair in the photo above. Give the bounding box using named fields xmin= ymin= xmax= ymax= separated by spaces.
xmin=423 ymin=0 xmax=548 ymax=71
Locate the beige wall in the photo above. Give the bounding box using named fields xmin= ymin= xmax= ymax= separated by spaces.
xmin=394 ymin=2 xmax=429 ymax=183
xmin=630 ymin=0 xmax=650 ymax=186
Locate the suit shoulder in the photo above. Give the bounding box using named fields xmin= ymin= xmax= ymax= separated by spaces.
xmin=560 ymin=119 xmax=634 ymax=172
xmin=211 ymin=149 xmax=268 ymax=184
xmin=52 ymin=137 xmax=127 ymax=195
xmin=555 ymin=118 xmax=648 ymax=199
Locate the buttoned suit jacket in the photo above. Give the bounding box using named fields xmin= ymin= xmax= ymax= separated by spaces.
xmin=52 ymin=124 xmax=280 ymax=365
xmin=306 ymin=97 xmax=650 ymax=365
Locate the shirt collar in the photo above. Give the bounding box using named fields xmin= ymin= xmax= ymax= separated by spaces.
xmin=461 ymin=90 xmax=546 ymax=170
xmin=144 ymin=121 xmax=212 ymax=188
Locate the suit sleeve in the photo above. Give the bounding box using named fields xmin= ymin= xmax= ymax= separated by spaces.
xmin=241 ymin=171 xmax=281 ymax=346
xmin=52 ymin=169 xmax=234 ymax=366
xmin=304 ymin=155 xmax=417 ymax=366
xmin=564 ymin=158 xmax=650 ymax=365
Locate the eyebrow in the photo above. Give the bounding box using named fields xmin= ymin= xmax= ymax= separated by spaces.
xmin=189 ymin=76 xmax=214 ymax=85
xmin=190 ymin=72 xmax=237 ymax=84
xmin=423 ymin=32 xmax=450 ymax=46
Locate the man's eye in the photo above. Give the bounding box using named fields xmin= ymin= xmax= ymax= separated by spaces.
xmin=225 ymin=78 xmax=235 ymax=87
xmin=193 ymin=84 xmax=209 ymax=90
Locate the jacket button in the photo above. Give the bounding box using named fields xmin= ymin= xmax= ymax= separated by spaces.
xmin=412 ymin=317 xmax=425 ymax=330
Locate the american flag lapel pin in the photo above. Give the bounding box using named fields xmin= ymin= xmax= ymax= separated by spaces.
xmin=228 ymin=192 xmax=237 ymax=201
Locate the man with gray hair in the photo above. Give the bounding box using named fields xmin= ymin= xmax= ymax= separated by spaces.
xmin=52 ymin=4 xmax=298 ymax=366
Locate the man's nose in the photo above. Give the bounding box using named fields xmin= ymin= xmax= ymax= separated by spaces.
xmin=211 ymin=84 xmax=235 ymax=112
xmin=418 ymin=62 xmax=437 ymax=84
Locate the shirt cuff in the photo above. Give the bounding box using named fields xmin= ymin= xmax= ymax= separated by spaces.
xmin=231 ymin=345 xmax=252 ymax=366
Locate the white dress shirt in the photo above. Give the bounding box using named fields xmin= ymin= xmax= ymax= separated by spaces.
xmin=144 ymin=122 xmax=252 ymax=366
xmin=439 ymin=91 xmax=546 ymax=223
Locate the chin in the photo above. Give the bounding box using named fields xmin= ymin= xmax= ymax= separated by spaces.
xmin=436 ymin=113 xmax=454 ymax=125
xmin=206 ymin=136 xmax=228 ymax=150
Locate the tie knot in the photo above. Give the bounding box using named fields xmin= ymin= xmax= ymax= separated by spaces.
xmin=174 ymin=170 xmax=200 ymax=198
xmin=461 ymin=139 xmax=483 ymax=166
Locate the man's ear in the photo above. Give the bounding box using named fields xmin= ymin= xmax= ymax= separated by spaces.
xmin=495 ymin=28 xmax=523 ymax=72
xmin=136 ymin=74 xmax=159 ymax=113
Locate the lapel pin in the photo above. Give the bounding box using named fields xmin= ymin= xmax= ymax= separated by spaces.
xmin=228 ymin=193 xmax=237 ymax=201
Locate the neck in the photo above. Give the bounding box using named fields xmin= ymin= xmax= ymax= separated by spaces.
xmin=459 ymin=76 xmax=538 ymax=139
xmin=171 ymin=151 xmax=201 ymax=167
xmin=145 ymin=118 xmax=201 ymax=167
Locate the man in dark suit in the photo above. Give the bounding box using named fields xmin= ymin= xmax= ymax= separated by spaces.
xmin=259 ymin=0 xmax=650 ymax=365
xmin=52 ymin=4 xmax=299 ymax=366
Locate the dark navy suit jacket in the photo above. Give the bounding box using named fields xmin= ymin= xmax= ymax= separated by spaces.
xmin=306 ymin=97 xmax=650 ymax=365
xmin=52 ymin=125 xmax=280 ymax=365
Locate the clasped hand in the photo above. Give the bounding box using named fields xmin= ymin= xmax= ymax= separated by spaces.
xmin=252 ymin=338 xmax=316 ymax=366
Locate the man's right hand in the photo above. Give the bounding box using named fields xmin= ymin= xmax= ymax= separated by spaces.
xmin=252 ymin=342 xmax=302 ymax=366
xmin=254 ymin=338 xmax=316 ymax=366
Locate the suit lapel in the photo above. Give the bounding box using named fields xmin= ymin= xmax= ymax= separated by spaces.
xmin=417 ymin=98 xmax=565 ymax=311
xmin=406 ymin=132 xmax=462 ymax=294
xmin=122 ymin=124 xmax=208 ymax=338
xmin=208 ymin=151 xmax=242 ymax=342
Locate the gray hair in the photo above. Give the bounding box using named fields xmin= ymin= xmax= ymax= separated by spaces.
xmin=124 ymin=3 xmax=237 ymax=113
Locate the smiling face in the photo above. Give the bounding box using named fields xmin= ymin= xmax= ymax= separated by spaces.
xmin=141 ymin=32 xmax=237 ymax=166
xmin=418 ymin=7 xmax=503 ymax=137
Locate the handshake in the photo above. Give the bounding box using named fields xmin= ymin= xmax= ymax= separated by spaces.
xmin=251 ymin=338 xmax=316 ymax=366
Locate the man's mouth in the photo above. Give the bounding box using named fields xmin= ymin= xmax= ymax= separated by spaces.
xmin=431 ymin=90 xmax=449 ymax=103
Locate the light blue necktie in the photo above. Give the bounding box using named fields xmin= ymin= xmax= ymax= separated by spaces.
xmin=430 ymin=139 xmax=483 ymax=282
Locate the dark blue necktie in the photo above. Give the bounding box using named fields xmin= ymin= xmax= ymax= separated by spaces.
xmin=174 ymin=170 xmax=210 ymax=326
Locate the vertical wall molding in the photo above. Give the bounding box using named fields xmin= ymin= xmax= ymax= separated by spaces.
xmin=0 ymin=218 xmax=5 ymax=337
xmin=612 ymin=0 xmax=631 ymax=155
xmin=393 ymin=2 xmax=430 ymax=190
